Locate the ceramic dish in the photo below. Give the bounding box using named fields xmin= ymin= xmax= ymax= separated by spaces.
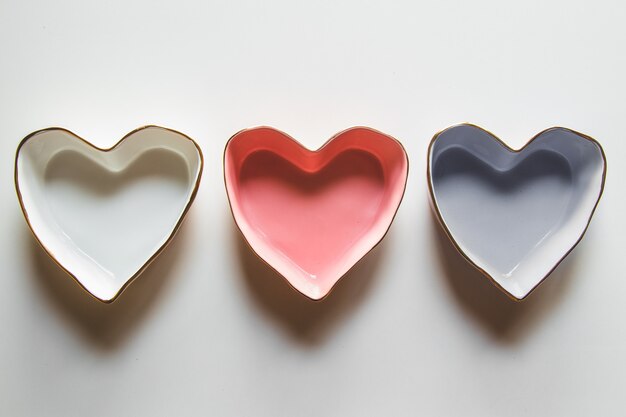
xmin=224 ymin=126 xmax=408 ymax=300
xmin=15 ymin=126 xmax=203 ymax=303
xmin=428 ymin=123 xmax=606 ymax=300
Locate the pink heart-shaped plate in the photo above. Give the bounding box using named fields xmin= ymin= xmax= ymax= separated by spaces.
xmin=224 ymin=127 xmax=408 ymax=300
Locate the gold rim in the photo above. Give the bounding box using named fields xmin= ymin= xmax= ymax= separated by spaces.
xmin=14 ymin=125 xmax=204 ymax=304
xmin=223 ymin=126 xmax=410 ymax=302
xmin=426 ymin=123 xmax=608 ymax=301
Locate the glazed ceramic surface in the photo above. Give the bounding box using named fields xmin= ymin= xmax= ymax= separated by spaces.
xmin=428 ymin=124 xmax=606 ymax=300
xmin=15 ymin=126 xmax=203 ymax=302
xmin=224 ymin=127 xmax=408 ymax=300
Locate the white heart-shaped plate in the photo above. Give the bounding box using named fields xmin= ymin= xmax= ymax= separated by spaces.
xmin=428 ymin=124 xmax=606 ymax=300
xmin=15 ymin=126 xmax=203 ymax=302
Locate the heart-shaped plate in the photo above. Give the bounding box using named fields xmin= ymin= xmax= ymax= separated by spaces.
xmin=428 ymin=124 xmax=606 ymax=300
xmin=224 ymin=127 xmax=408 ymax=300
xmin=15 ymin=126 xmax=203 ymax=302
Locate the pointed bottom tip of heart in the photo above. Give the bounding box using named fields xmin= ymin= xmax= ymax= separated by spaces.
xmin=87 ymin=291 xmax=122 ymax=304
xmin=78 ymin=282 xmax=129 ymax=304
xmin=495 ymin=283 xmax=533 ymax=302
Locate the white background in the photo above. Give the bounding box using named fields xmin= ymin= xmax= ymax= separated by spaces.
xmin=1 ymin=1 xmax=624 ymax=416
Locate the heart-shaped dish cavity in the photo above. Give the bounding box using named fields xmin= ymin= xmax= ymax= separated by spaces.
xmin=15 ymin=126 xmax=203 ymax=303
xmin=224 ymin=127 xmax=408 ymax=300
xmin=428 ymin=124 xmax=606 ymax=300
